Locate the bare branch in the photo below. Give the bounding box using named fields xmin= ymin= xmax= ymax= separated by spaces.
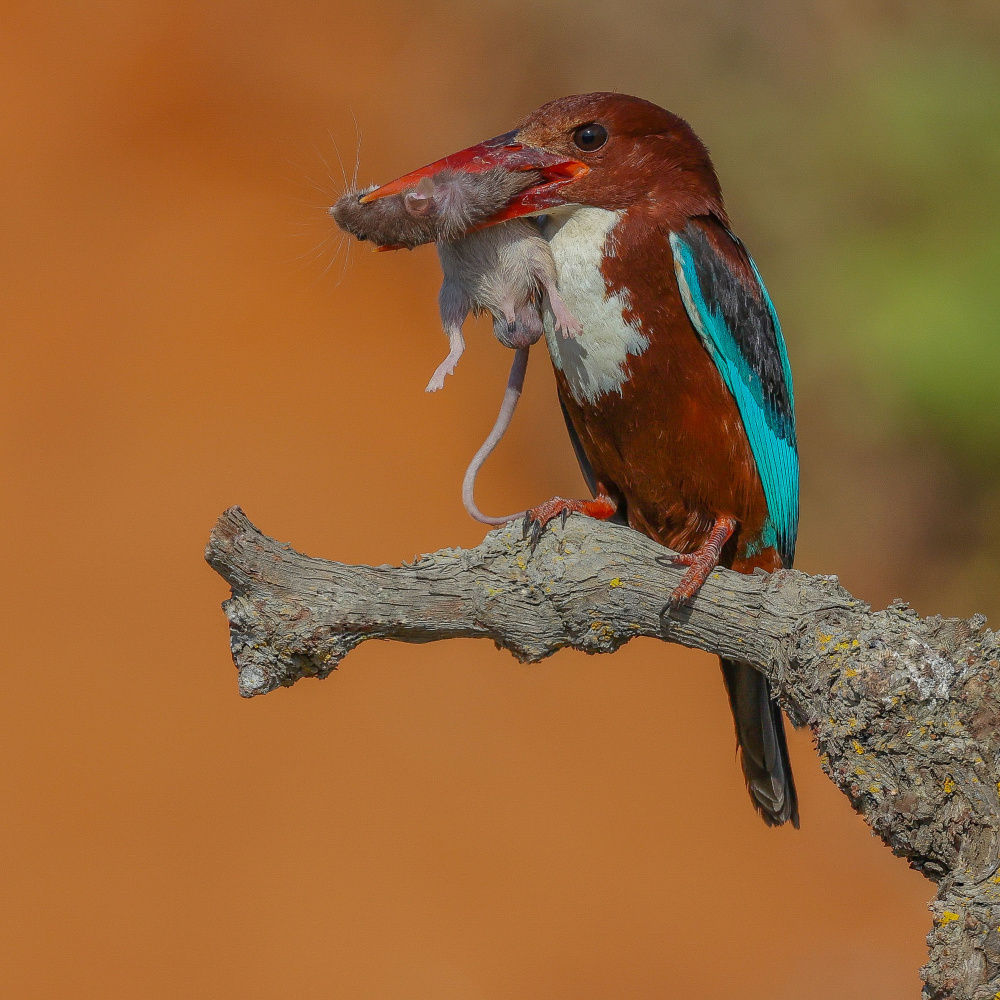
xmin=206 ymin=505 xmax=1000 ymax=999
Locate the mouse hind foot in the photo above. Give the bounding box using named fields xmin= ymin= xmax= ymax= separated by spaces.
xmin=545 ymin=286 xmax=582 ymax=338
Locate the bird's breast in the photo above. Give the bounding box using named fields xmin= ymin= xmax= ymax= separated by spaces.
xmin=539 ymin=206 xmax=649 ymax=406
xmin=538 ymin=205 xmax=775 ymax=566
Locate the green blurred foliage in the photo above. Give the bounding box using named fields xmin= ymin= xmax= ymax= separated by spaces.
xmin=818 ymin=46 xmax=1000 ymax=468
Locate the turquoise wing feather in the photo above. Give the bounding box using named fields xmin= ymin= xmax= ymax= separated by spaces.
xmin=669 ymin=222 xmax=798 ymax=566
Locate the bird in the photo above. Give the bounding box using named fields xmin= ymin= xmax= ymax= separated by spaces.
xmin=362 ymin=93 xmax=800 ymax=827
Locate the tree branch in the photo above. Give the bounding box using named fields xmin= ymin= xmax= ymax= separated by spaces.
xmin=206 ymin=505 xmax=1000 ymax=999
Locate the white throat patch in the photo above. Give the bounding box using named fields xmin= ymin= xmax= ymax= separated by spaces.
xmin=539 ymin=206 xmax=649 ymax=405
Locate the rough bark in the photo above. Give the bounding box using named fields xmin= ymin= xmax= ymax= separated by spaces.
xmin=206 ymin=505 xmax=1000 ymax=999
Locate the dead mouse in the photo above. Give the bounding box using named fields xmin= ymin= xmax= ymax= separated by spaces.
xmin=402 ymin=173 xmax=582 ymax=525
xmin=329 ymin=166 xmax=582 ymax=525
xmin=331 ymin=168 xmax=581 ymax=391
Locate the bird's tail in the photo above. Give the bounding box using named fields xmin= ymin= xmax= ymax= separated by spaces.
xmin=720 ymin=658 xmax=799 ymax=828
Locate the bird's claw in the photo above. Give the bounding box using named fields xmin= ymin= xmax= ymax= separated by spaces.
xmin=656 ymin=553 xmax=716 ymax=607
xmin=520 ymin=494 xmax=618 ymax=552
xmin=530 ymin=518 xmax=543 ymax=551
xmin=520 ymin=511 xmax=546 ymax=551
xmin=659 ymin=550 xmax=698 ymax=567
xmin=654 ymin=517 xmax=736 ymax=607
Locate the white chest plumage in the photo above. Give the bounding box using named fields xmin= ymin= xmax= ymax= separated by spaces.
xmin=539 ymin=206 xmax=649 ymax=406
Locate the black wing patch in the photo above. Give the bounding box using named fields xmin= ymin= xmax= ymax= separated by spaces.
xmin=679 ymin=221 xmax=795 ymax=443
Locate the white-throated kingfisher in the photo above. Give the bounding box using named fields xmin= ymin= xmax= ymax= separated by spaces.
xmin=366 ymin=93 xmax=800 ymax=827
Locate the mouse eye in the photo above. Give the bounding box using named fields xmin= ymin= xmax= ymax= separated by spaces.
xmin=573 ymin=123 xmax=608 ymax=152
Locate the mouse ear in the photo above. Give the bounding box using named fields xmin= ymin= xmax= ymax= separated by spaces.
xmin=403 ymin=176 xmax=436 ymax=218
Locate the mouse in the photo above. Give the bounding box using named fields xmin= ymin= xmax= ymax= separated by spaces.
xmin=400 ymin=174 xmax=584 ymax=524
xmin=414 ymin=177 xmax=582 ymax=392
xmin=330 ymin=167 xmax=582 ymax=525
xmin=331 ymin=168 xmax=580 ymax=391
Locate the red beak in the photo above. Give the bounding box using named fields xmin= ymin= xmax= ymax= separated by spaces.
xmin=359 ymin=130 xmax=588 ymax=229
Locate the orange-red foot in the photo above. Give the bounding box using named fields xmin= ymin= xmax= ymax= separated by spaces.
xmin=662 ymin=516 xmax=737 ymax=607
xmin=522 ymin=491 xmax=617 ymax=551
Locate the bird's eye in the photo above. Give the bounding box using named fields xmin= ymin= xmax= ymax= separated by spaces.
xmin=573 ymin=123 xmax=608 ymax=152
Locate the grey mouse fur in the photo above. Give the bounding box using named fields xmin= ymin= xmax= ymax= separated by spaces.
xmin=427 ymin=217 xmax=581 ymax=391
xmin=329 ymin=167 xmax=539 ymax=249
xmin=400 ymin=174 xmax=581 ymax=391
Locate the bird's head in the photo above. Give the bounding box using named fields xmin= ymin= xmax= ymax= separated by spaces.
xmin=361 ymin=92 xmax=724 ymax=230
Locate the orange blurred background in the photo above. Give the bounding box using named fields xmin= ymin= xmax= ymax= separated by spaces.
xmin=4 ymin=3 xmax=998 ymax=997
